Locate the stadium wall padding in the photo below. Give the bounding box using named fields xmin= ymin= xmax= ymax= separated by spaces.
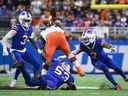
xmin=0 ymin=39 xmax=128 ymax=73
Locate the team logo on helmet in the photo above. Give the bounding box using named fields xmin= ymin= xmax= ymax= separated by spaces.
xmin=81 ymin=28 xmax=96 ymax=45
xmin=18 ymin=11 xmax=32 ymax=30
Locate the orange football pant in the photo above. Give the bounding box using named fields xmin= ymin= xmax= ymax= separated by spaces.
xmin=44 ymin=32 xmax=70 ymax=63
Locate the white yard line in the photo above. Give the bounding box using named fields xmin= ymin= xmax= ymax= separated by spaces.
xmin=77 ymin=86 xmax=99 ymax=90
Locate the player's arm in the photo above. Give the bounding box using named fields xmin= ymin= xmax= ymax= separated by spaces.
xmin=57 ymin=47 xmax=82 ymax=61
xmin=64 ymin=30 xmax=79 ymax=41
xmin=28 ymin=37 xmax=38 ymax=49
xmin=57 ymin=46 xmax=82 ymax=64
xmin=39 ymin=35 xmax=46 ymax=49
xmin=39 ymin=30 xmax=46 ymax=50
xmin=2 ymin=30 xmax=17 ymax=48
xmin=72 ymin=47 xmax=82 ymax=55
xmin=1 ymin=30 xmax=17 ymax=55
xmin=29 ymin=32 xmax=37 ymax=49
xmin=30 ymin=32 xmax=46 ymax=61
xmin=101 ymin=40 xmax=115 ymax=52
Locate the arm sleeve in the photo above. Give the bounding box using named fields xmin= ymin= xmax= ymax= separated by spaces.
xmin=79 ymin=42 xmax=84 ymax=51
xmin=96 ymin=38 xmax=107 ymax=46
xmin=100 ymin=39 xmax=108 ymax=46
xmin=98 ymin=38 xmax=113 ymax=49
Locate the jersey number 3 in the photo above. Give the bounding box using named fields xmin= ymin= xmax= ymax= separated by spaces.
xmin=21 ymin=35 xmax=28 ymax=45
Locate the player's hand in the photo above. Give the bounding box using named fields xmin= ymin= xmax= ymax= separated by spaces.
xmin=71 ymin=50 xmax=77 ymax=55
xmin=110 ymin=46 xmax=116 ymax=53
xmin=3 ymin=47 xmax=9 ymax=56
xmin=1 ymin=41 xmax=9 ymax=55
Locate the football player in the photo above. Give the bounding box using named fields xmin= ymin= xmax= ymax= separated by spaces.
xmin=1 ymin=11 xmax=42 ymax=87
xmin=72 ymin=29 xmax=128 ymax=90
xmin=39 ymin=18 xmax=85 ymax=77
xmin=21 ymin=58 xmax=76 ymax=90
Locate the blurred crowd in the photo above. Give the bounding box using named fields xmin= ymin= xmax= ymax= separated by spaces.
xmin=0 ymin=0 xmax=128 ymax=39
xmin=0 ymin=0 xmax=128 ymax=27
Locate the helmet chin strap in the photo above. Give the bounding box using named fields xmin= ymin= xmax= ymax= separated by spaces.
xmin=22 ymin=22 xmax=30 ymax=31
xmin=24 ymin=22 xmax=29 ymax=28
xmin=22 ymin=25 xmax=29 ymax=31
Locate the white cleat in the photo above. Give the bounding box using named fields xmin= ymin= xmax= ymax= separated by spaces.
xmin=26 ymin=86 xmax=38 ymax=88
xmin=9 ymin=79 xmax=17 ymax=88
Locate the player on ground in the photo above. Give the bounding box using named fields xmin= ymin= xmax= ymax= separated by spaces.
xmin=1 ymin=11 xmax=42 ymax=87
xmin=21 ymin=58 xmax=76 ymax=90
xmin=72 ymin=29 xmax=128 ymax=90
xmin=39 ymin=17 xmax=85 ymax=76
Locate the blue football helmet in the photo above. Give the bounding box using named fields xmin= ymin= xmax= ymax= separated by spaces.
xmin=18 ymin=11 xmax=32 ymax=30
xmin=81 ymin=29 xmax=96 ymax=46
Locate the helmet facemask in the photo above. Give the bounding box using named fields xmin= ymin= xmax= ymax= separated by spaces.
xmin=18 ymin=11 xmax=32 ymax=30
xmin=81 ymin=32 xmax=96 ymax=46
xmin=22 ymin=19 xmax=31 ymax=29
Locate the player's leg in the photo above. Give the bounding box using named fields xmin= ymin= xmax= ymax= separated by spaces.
xmin=94 ymin=61 xmax=122 ymax=90
xmin=9 ymin=51 xmax=24 ymax=87
xmin=105 ymin=58 xmax=128 ymax=81
xmin=66 ymin=74 xmax=76 ymax=90
xmin=14 ymin=68 xmax=21 ymax=80
xmin=20 ymin=65 xmax=40 ymax=87
xmin=23 ymin=50 xmax=43 ymax=79
xmin=44 ymin=35 xmax=57 ymax=69
xmin=37 ymin=75 xmax=47 ymax=89
xmin=43 ymin=72 xmax=59 ymax=90
xmin=19 ymin=62 xmax=47 ymax=88
xmin=9 ymin=68 xmax=21 ymax=87
xmin=20 ymin=66 xmax=32 ymax=86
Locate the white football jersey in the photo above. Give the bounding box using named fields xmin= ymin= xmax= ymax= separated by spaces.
xmin=40 ymin=25 xmax=64 ymax=40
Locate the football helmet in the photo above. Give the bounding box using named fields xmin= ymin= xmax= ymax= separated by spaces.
xmin=18 ymin=11 xmax=32 ymax=29
xmin=81 ymin=30 xmax=96 ymax=45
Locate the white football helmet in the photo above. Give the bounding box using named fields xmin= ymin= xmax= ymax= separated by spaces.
xmin=81 ymin=31 xmax=96 ymax=45
xmin=18 ymin=11 xmax=32 ymax=29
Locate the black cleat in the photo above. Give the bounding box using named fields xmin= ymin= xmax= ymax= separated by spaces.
xmin=124 ymin=78 xmax=128 ymax=82
xmin=67 ymin=82 xmax=76 ymax=90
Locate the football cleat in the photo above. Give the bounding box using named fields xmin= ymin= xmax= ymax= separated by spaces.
xmin=124 ymin=78 xmax=128 ymax=82
xmin=115 ymin=84 xmax=123 ymax=91
xmin=9 ymin=79 xmax=17 ymax=88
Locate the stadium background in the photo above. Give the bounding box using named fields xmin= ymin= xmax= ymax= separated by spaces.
xmin=0 ymin=0 xmax=128 ymax=96
xmin=0 ymin=0 xmax=128 ymax=73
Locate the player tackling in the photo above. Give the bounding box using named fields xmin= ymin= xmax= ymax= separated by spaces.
xmin=39 ymin=16 xmax=85 ymax=76
xmin=72 ymin=28 xmax=128 ymax=90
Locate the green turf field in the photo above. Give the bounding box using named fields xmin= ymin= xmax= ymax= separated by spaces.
xmin=0 ymin=74 xmax=128 ymax=96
